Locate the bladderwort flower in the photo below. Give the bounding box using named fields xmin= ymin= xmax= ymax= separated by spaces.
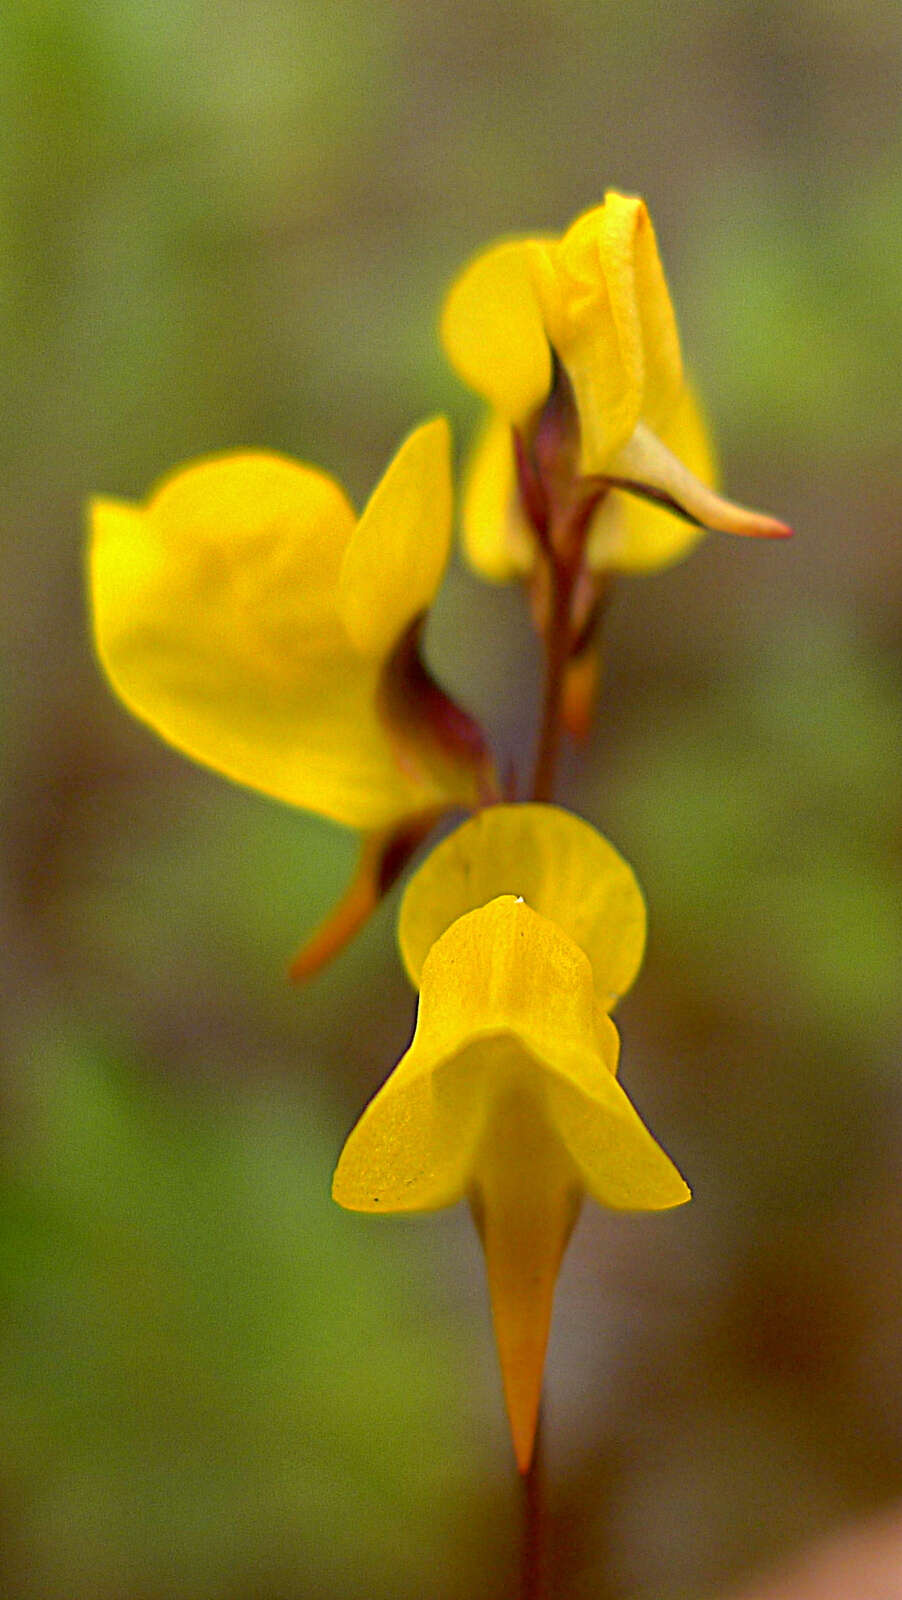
xmin=89 ymin=419 xmax=496 ymax=973
xmin=333 ymin=803 xmax=689 ymax=1471
xmin=442 ymin=190 xmax=792 ymax=761
xmin=442 ymin=190 xmax=791 ymax=586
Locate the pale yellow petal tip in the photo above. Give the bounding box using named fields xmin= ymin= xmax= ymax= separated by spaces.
xmin=731 ymin=509 xmax=793 ymax=541
xmin=610 ymin=422 xmax=791 ymax=545
xmin=691 ymin=497 xmax=792 ymax=541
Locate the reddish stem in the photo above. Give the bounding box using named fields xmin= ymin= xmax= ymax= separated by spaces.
xmin=530 ymin=554 xmax=575 ymax=803
xmin=521 ymin=1412 xmax=547 ymax=1600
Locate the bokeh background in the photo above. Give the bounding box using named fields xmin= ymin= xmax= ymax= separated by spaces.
xmin=3 ymin=2 xmax=902 ymax=1596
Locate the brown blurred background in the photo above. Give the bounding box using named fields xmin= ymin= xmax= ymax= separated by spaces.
xmin=2 ymin=2 xmax=902 ymax=1596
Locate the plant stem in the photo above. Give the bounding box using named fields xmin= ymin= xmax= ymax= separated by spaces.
xmin=530 ymin=557 xmax=574 ymax=803
xmin=521 ymin=1412 xmax=546 ymax=1600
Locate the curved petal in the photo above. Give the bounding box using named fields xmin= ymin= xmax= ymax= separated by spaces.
xmin=539 ymin=215 xmax=635 ymax=471
xmin=547 ymin=1010 xmax=689 ymax=1209
xmin=333 ymin=897 xmax=686 ymax=1216
xmin=89 ymin=453 xmax=454 ymax=829
xmin=440 ymin=238 xmax=555 ymax=423
xmin=331 ymin=1037 xmax=488 ymax=1214
xmin=398 ymin=804 xmax=646 ymax=1007
xmin=460 ymin=410 xmax=535 ymax=582
xmin=544 ymin=194 xmax=682 ymax=473
xmin=609 ymin=419 xmax=792 ymax=540
xmin=586 ymin=383 xmax=714 ymax=572
xmin=338 ymin=418 xmax=453 ymax=657
xmin=604 ymin=191 xmax=684 ymax=431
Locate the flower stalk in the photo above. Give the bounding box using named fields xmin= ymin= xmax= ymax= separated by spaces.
xmin=521 ymin=1413 xmax=546 ymax=1600
xmin=531 ymin=551 xmax=577 ymax=803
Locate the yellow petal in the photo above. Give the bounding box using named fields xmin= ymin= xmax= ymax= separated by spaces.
xmin=586 ymin=383 xmax=714 ymax=572
xmin=338 ymin=418 xmax=452 ymax=658
xmin=544 ymin=193 xmax=683 ymax=473
xmin=547 ymin=1009 xmax=688 ymax=1210
xmin=89 ymin=453 xmax=454 ymax=829
xmin=334 ymin=897 xmax=686 ymax=1217
xmin=440 ymin=238 xmax=555 ymax=423
xmin=460 ymin=410 xmax=536 ymax=582
xmin=603 ymin=191 xmax=684 ymax=432
xmin=398 ymin=804 xmax=646 ymax=1007
xmin=331 ymin=1038 xmax=486 ymax=1214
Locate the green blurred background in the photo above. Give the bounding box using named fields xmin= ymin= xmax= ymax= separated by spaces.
xmin=2 ymin=2 xmax=902 ymax=1596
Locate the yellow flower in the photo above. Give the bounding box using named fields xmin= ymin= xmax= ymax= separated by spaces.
xmin=90 ymin=417 xmax=487 ymax=826
xmin=333 ymin=804 xmax=689 ymax=1471
xmin=441 ymin=191 xmax=790 ymax=581
xmin=90 ymin=420 xmax=496 ymax=971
